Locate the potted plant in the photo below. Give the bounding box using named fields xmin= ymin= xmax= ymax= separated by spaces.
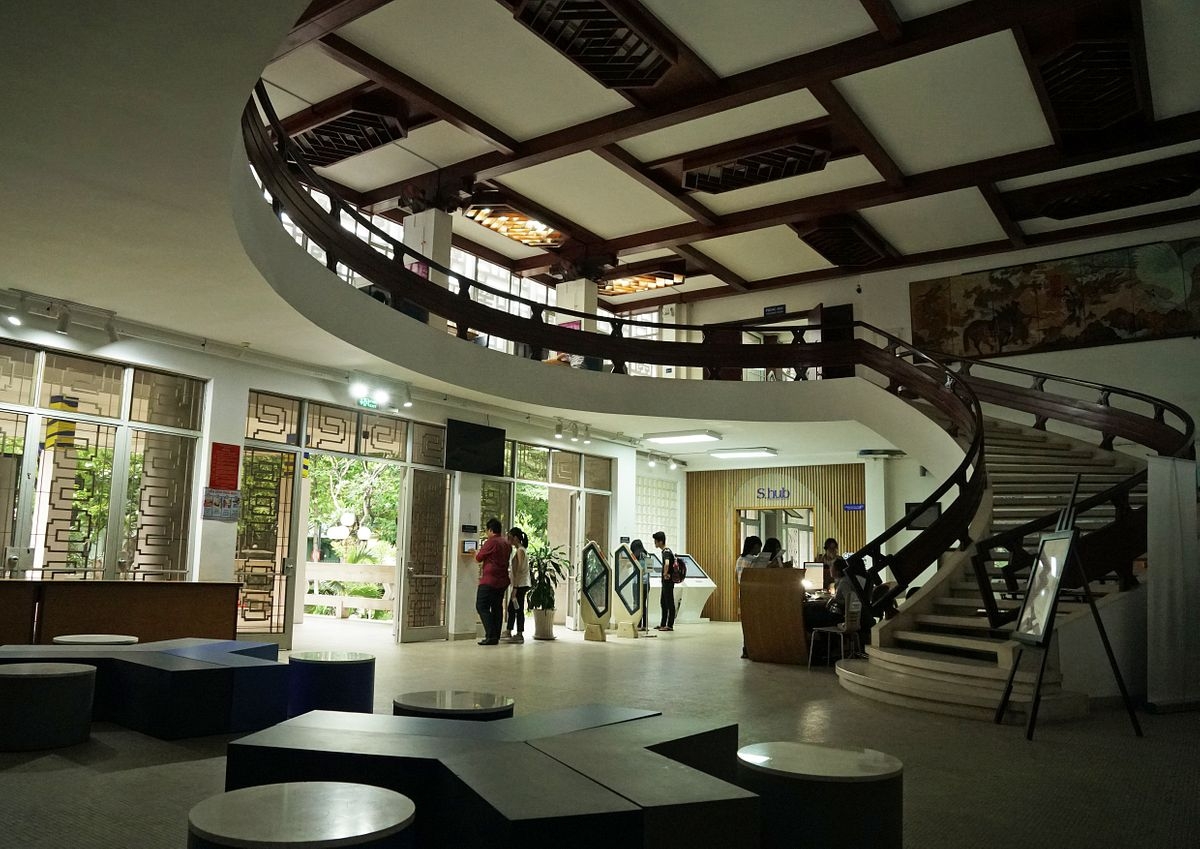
xmin=526 ymin=543 xmax=569 ymax=640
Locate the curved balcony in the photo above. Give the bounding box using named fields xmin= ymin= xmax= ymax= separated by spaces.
xmin=240 ymin=81 xmax=1192 ymax=633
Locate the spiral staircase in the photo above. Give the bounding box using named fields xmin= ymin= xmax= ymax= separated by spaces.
xmin=242 ymin=81 xmax=1195 ymax=722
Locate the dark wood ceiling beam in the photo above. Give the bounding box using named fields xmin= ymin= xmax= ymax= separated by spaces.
xmin=978 ymin=183 xmax=1027 ymax=248
xmin=595 ymin=256 xmax=687 ymax=281
xmin=1128 ymin=0 xmax=1156 ymax=122
xmin=641 ymin=118 xmax=837 ymax=169
xmin=277 ymin=83 xmax=441 ymax=138
xmin=593 ymin=145 xmax=719 ymax=225
xmin=808 ymin=81 xmax=904 ymax=188
xmin=317 ymin=34 xmax=520 ymax=154
xmin=1012 ymin=27 xmax=1063 ymax=148
xmin=272 ymin=0 xmax=395 ymax=61
xmin=859 ymin=0 xmax=904 ymax=43
xmin=672 ymin=244 xmax=748 ymax=292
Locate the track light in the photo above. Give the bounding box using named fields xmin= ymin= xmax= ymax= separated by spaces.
xmin=4 ymin=312 xmax=20 ymax=327
xmin=349 ymin=379 xmax=370 ymax=400
xmin=104 ymin=317 xmax=120 ymax=343
xmin=582 ymin=425 xmax=591 ymax=445
xmin=648 ymin=456 xmax=656 ymax=468
xmin=569 ymin=423 xmax=579 ymax=442
xmin=669 ymin=458 xmax=678 ymax=470
xmin=55 ymin=306 xmax=71 ymax=335
xmin=6 ymin=294 xmax=26 ymax=326
xmin=554 ymin=421 xmax=563 ymax=439
xmin=401 ymin=384 xmax=413 ymax=408
xmin=371 ymin=388 xmax=390 ymax=405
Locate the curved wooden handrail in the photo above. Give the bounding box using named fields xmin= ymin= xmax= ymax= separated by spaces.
xmin=241 ymin=81 xmax=1191 ymax=625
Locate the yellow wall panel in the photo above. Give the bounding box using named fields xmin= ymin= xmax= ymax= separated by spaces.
xmin=686 ymin=464 xmax=866 ymax=621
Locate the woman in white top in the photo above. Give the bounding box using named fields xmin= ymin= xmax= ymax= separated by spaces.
xmin=735 ymin=536 xmax=763 ymax=584
xmin=503 ymin=527 xmax=530 ymax=643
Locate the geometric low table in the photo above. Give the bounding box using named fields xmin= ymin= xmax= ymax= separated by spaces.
xmin=736 ymin=741 xmax=903 ymax=849
xmin=287 ymin=651 xmax=375 ymax=717
xmin=51 ymin=633 xmax=139 ymax=645
xmin=0 ymin=662 xmax=96 ymax=751
xmin=188 ymin=781 xmax=415 ymax=848
xmin=392 ymin=689 xmax=515 ymax=721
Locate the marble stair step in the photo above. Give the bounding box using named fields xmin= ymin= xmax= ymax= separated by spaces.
xmin=914 ymin=613 xmax=1015 ymax=633
xmin=892 ymin=629 xmax=1011 ymax=659
xmin=934 ymin=597 xmax=1021 ymax=613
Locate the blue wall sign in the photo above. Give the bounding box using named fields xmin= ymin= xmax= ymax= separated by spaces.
xmin=843 ymin=503 xmax=865 ymax=511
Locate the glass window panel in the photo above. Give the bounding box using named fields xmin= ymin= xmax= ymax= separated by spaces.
xmin=246 ymin=391 xmax=300 ymax=445
xmin=0 ymin=411 xmax=28 ymax=548
xmin=40 ymin=352 xmax=123 ymax=419
xmin=360 ymin=413 xmax=408 ymax=460
xmin=480 ymin=479 xmax=512 ymax=533
xmin=406 ymin=469 xmax=450 ymax=628
xmin=516 ymin=443 xmax=549 ymax=482
xmin=123 ymin=429 xmax=196 ymax=580
xmin=305 ymin=403 xmax=356 ymax=453
xmin=0 ymin=342 xmax=37 ymax=406
xmin=129 ymin=369 xmax=203 ymax=430
xmin=550 ymin=449 xmax=580 ymax=486
xmin=503 ymin=441 xmax=514 ymax=477
xmin=450 ymin=247 xmax=476 ymax=281
xmin=584 ymin=493 xmax=610 ymax=557
xmin=516 ymin=482 xmax=549 ymax=552
xmin=411 ymin=422 xmax=445 ymax=467
xmin=31 ymin=419 xmax=119 ymax=579
xmin=236 ymin=448 xmax=295 ymax=635
xmin=583 ymin=455 xmax=612 ymax=491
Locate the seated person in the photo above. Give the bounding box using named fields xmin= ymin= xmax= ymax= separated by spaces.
xmin=803 ymin=556 xmax=851 ymax=630
xmin=759 ymin=537 xmax=792 ymax=568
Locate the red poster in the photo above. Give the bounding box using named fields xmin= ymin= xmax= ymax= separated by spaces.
xmin=209 ymin=443 xmax=241 ymax=490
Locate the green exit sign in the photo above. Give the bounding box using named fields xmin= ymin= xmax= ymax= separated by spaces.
xmin=356 ymin=397 xmax=379 ymax=410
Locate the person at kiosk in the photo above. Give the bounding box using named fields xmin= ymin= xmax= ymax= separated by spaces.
xmin=654 ymin=531 xmax=679 ymax=632
xmin=474 ymin=518 xmax=511 ymax=646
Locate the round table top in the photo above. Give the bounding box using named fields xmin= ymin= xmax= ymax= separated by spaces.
xmin=189 ymin=782 xmax=415 ymax=847
xmin=51 ymin=634 xmax=139 ymax=645
xmin=0 ymin=662 xmax=97 ymax=678
xmin=393 ymin=689 xmax=515 ymax=715
xmin=288 ymin=651 xmax=375 ymax=664
xmin=737 ymin=742 xmax=903 ymax=782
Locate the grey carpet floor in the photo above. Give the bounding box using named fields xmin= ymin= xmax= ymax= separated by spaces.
xmin=2 ymin=618 xmax=1196 ymax=848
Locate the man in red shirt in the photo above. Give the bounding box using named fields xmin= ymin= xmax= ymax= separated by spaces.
xmin=474 ymin=518 xmax=512 ymax=645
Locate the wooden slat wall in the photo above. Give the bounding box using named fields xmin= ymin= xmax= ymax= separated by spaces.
xmin=685 ymin=463 xmax=866 ymax=621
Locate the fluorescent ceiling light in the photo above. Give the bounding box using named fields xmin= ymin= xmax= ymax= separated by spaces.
xmin=710 ymin=447 xmax=778 ymax=459
xmin=643 ymin=430 xmax=722 ymax=445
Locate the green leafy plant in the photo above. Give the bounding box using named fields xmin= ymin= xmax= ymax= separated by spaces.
xmin=526 ymin=543 xmax=569 ymax=611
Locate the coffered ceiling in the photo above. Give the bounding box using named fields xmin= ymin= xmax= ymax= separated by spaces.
xmin=261 ymin=0 xmax=1200 ymax=310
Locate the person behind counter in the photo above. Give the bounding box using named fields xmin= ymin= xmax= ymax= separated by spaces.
xmin=761 ymin=537 xmax=792 ymax=567
xmin=735 ymin=536 xmax=763 ymax=584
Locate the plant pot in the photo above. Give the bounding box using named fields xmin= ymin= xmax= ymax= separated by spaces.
xmin=532 ymin=608 xmax=556 ymax=640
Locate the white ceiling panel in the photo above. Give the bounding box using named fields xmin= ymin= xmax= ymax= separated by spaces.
xmin=891 ymin=0 xmax=969 ymax=19
xmin=859 ymin=188 xmax=1008 ymax=254
xmin=497 ymin=152 xmax=695 ymax=239
xmin=451 ymin=213 xmax=546 ymax=259
xmin=261 ymin=80 xmax=310 ymax=120
xmin=340 ymin=0 xmax=629 ymax=141
xmin=996 ymin=140 xmax=1200 ymax=191
xmin=317 ymin=143 xmax=433 ymax=192
xmin=1141 ymin=0 xmax=1200 ymax=119
xmin=699 ymin=156 xmax=883 ymax=215
xmin=835 ymin=31 xmax=1054 ymax=174
xmin=262 ymin=43 xmax=368 ymax=105
xmin=641 ymin=0 xmax=875 ymax=77
xmin=692 ymin=227 xmax=834 ymax=280
xmin=1019 ymin=193 xmax=1200 ymax=235
xmin=399 ymin=122 xmax=497 ymax=169
xmin=617 ymin=248 xmax=677 ymax=264
xmin=619 ymin=90 xmax=826 ymax=162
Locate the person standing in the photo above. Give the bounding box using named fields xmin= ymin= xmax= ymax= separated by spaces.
xmin=503 ymin=526 xmax=530 ymax=643
xmin=654 ymin=531 xmax=679 ymax=631
xmin=630 ymin=538 xmax=651 ymax=632
xmin=474 ymin=518 xmax=511 ymax=646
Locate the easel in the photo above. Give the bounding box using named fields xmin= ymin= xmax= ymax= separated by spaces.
xmin=995 ymin=479 xmax=1143 ymax=740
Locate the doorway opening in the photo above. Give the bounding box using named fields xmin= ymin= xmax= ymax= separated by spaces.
xmin=737 ymin=507 xmax=815 ymax=565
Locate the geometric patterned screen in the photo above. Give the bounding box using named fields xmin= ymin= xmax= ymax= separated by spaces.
xmin=125 ymin=429 xmax=196 ymax=579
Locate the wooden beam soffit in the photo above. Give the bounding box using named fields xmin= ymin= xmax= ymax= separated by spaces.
xmin=317 ymin=34 xmax=520 ymax=154
xmin=808 ymin=81 xmax=904 ymax=189
xmin=1012 ymin=26 xmax=1064 ymax=149
xmin=859 ymin=0 xmax=904 ymax=43
xmin=273 ymin=0 xmax=394 ymax=61
xmin=977 ymin=183 xmax=1028 ymax=248
xmin=594 ymin=145 xmax=719 ymax=225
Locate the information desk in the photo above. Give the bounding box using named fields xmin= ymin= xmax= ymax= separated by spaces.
xmin=739 ymin=569 xmax=808 ymax=664
xmin=32 ymin=581 xmax=240 ymax=644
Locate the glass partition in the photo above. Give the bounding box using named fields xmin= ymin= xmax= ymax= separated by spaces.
xmin=581 ymin=541 xmax=609 ymax=618
xmin=612 ymin=544 xmax=642 ymax=614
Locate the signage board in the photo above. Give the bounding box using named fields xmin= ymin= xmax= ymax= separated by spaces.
xmin=763 ymin=304 xmax=787 ymax=318
xmin=843 ymin=503 xmax=865 ymax=511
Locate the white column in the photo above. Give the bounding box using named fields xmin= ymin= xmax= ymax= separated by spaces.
xmin=401 ymin=208 xmax=451 ymax=334
xmin=553 ymin=277 xmax=599 ymax=368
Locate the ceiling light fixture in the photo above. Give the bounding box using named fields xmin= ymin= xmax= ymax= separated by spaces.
xmin=648 ymin=456 xmax=657 ymax=468
xmin=569 ymin=423 xmax=579 ymax=443
xmin=104 ymin=316 xmax=120 ymax=343
xmin=4 ymin=312 xmax=20 ymax=327
xmin=371 ymin=387 xmax=390 ymax=405
xmin=554 ymin=421 xmax=563 ymax=439
xmin=644 ymin=430 xmax=722 ymax=445
xmin=463 ymin=204 xmax=565 ymax=248
xmin=582 ymin=425 xmax=591 ymax=445
xmin=349 ymin=379 xmax=370 ymax=400
xmin=668 ymin=458 xmax=678 ymax=470
xmin=401 ymin=384 xmax=413 ymax=408
xmin=54 ymin=306 xmax=71 ymax=335
xmin=710 ymin=447 xmax=778 ymax=459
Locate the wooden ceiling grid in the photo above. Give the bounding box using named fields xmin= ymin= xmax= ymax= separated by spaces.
xmin=270 ymin=0 xmax=1200 ymax=310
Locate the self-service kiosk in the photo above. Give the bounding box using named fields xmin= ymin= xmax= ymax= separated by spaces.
xmin=647 ymin=552 xmax=717 ymax=624
xmin=579 ymin=541 xmax=611 ymax=642
xmin=610 ymin=544 xmax=645 ymax=638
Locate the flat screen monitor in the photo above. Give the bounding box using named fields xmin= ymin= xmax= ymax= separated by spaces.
xmin=444 ymin=419 xmax=506 ymax=476
xmin=904 ymin=502 xmax=941 ymax=530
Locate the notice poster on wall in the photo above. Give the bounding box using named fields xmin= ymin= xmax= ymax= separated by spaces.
xmin=209 ymin=442 xmax=241 ymax=490
xmin=203 ymin=488 xmax=242 ymax=521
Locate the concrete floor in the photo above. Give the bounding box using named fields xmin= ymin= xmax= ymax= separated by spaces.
xmin=1 ymin=616 xmax=1196 ymax=848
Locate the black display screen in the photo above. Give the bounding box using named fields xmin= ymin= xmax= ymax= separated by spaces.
xmin=444 ymin=419 xmax=506 ymax=476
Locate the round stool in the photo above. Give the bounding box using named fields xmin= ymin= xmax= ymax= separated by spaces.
xmin=52 ymin=633 xmax=139 ymax=645
xmin=736 ymin=741 xmax=903 ymax=849
xmin=188 ymin=781 xmax=415 ymax=848
xmin=0 ymin=663 xmax=96 ymax=751
xmin=392 ymin=689 xmax=515 ymax=721
xmin=286 ymin=651 xmax=375 ymax=717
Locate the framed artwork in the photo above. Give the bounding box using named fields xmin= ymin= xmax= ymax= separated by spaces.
xmin=910 ymin=237 xmax=1200 ymax=358
xmin=1013 ymin=530 xmax=1076 ymax=647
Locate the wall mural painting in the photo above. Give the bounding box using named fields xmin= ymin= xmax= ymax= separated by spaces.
xmin=910 ymin=237 xmax=1200 ymax=359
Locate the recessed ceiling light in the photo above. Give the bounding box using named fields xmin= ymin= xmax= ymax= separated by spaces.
xmin=643 ymin=430 xmax=722 ymax=445
xmin=710 ymin=447 xmax=778 ymax=459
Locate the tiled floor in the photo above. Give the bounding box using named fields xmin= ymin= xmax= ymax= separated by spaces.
xmin=1 ymin=616 xmax=1196 ymax=848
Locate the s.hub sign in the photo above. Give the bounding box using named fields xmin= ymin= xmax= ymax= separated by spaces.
xmin=757 ymin=486 xmax=791 ymax=499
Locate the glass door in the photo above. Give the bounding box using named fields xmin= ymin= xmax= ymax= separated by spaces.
xmin=397 ymin=468 xmax=450 ymax=642
xmin=236 ymin=448 xmax=298 ymax=647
